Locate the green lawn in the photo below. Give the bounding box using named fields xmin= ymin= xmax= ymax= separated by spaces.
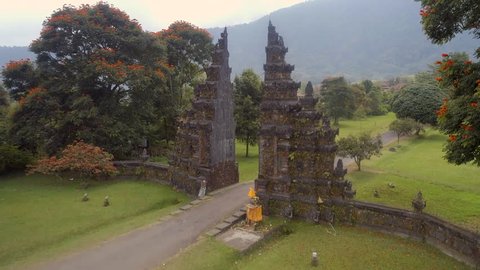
xmin=348 ymin=129 xmax=480 ymax=230
xmin=336 ymin=112 xmax=395 ymax=138
xmin=0 ymin=174 xmax=189 ymax=269
xmin=236 ymin=141 xmax=259 ymax=183
xmin=160 ymin=222 xmax=469 ymax=270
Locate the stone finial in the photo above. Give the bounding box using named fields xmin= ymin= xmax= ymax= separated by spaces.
xmin=305 ymin=81 xmax=314 ymax=97
xmin=412 ymin=191 xmax=426 ymax=212
xmin=300 ymin=81 xmax=318 ymax=110
xmin=334 ymin=159 xmax=347 ymax=179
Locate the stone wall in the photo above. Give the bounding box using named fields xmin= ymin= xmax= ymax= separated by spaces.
xmin=113 ymin=161 xmax=170 ymax=184
xmin=331 ymin=199 xmax=480 ymax=267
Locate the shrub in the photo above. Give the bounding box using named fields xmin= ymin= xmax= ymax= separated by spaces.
xmin=28 ymin=141 xmax=118 ymax=180
xmin=0 ymin=144 xmax=33 ymax=174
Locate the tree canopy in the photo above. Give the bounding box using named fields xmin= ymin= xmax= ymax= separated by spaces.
xmin=337 ymin=133 xmax=382 ymax=171
xmin=1 ymin=3 xmax=212 ymax=159
xmin=391 ymin=82 xmax=446 ymax=125
xmin=418 ymin=0 xmax=480 ymax=165
xmin=319 ymin=77 xmax=355 ymax=125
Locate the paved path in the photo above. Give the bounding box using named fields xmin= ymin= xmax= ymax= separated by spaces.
xmin=32 ymin=183 xmax=252 ymax=270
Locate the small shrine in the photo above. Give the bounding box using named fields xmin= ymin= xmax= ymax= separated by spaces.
xmin=246 ymin=187 xmax=262 ymax=224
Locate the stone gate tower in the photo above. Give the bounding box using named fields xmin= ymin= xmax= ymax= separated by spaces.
xmin=255 ymin=22 xmax=354 ymax=221
xmin=170 ymin=28 xmax=239 ymax=195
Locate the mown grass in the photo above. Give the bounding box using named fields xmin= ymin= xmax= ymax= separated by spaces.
xmin=160 ymin=221 xmax=469 ymax=270
xmin=236 ymin=141 xmax=259 ymax=183
xmin=336 ymin=112 xmax=396 ymax=138
xmin=0 ymin=174 xmax=189 ymax=269
xmin=348 ymin=129 xmax=480 ymax=231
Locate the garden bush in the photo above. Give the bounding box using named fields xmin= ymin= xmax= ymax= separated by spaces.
xmin=0 ymin=144 xmax=33 ymax=173
xmin=28 ymin=141 xmax=118 ymax=180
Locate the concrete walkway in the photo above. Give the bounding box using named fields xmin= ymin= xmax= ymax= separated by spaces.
xmin=32 ymin=182 xmax=252 ymax=270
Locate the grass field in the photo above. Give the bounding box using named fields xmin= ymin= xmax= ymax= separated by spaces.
xmin=0 ymin=174 xmax=189 ymax=269
xmin=160 ymin=221 xmax=469 ymax=270
xmin=236 ymin=141 xmax=259 ymax=182
xmin=348 ymin=129 xmax=480 ymax=231
xmin=336 ymin=112 xmax=396 ymax=139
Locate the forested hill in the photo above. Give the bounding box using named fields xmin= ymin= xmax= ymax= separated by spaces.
xmin=0 ymin=46 xmax=34 ymax=69
xmin=209 ymin=0 xmax=478 ymax=82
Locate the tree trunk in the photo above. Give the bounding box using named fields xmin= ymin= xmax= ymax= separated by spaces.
xmin=245 ymin=139 xmax=249 ymax=158
xmin=355 ymin=158 xmax=361 ymax=171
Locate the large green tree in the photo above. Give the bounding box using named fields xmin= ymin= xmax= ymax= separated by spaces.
xmin=417 ymin=0 xmax=480 ymax=165
xmin=153 ymin=21 xmax=213 ymax=144
xmin=319 ymin=77 xmax=356 ymax=125
xmin=234 ymin=69 xmax=262 ymax=157
xmin=2 ymin=3 xmax=182 ymax=158
xmin=391 ymin=82 xmax=446 ymax=125
xmin=21 ymin=3 xmax=167 ymax=158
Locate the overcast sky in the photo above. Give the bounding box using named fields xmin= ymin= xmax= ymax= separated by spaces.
xmin=0 ymin=0 xmax=304 ymax=46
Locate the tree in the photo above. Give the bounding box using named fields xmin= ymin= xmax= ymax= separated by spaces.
xmin=319 ymin=77 xmax=356 ymax=125
xmin=0 ymin=84 xmax=8 ymax=109
xmin=1 ymin=59 xmax=38 ymax=100
xmin=391 ymin=82 xmax=446 ymax=125
xmin=234 ymin=69 xmax=262 ymax=157
xmin=155 ymin=21 xmax=213 ymax=143
xmin=417 ymin=0 xmax=480 ymax=165
xmin=337 ymin=133 xmax=382 ymax=171
xmin=389 ymin=118 xmax=418 ymax=144
xmin=28 ymin=141 xmax=117 ymax=181
xmin=417 ymin=0 xmax=480 ymax=56
xmin=4 ymin=3 xmax=168 ymax=158
xmin=0 ymin=144 xmax=33 ymax=174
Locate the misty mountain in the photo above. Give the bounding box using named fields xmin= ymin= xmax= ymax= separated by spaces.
xmin=0 ymin=46 xmax=34 ymax=69
xmin=209 ymin=0 xmax=478 ymax=82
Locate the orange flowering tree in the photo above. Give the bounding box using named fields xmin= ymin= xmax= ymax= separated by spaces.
xmin=4 ymin=3 xmax=167 ymax=158
xmin=417 ymin=0 xmax=480 ymax=165
xmin=28 ymin=141 xmax=118 ymax=180
xmin=153 ymin=21 xmax=213 ymax=143
xmin=1 ymin=59 xmax=38 ymax=100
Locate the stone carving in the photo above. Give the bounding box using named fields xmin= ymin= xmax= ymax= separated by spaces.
xmin=198 ymin=179 xmax=207 ymax=198
xmin=283 ymin=204 xmax=294 ymax=219
xmin=255 ymin=21 xmax=355 ymax=221
xmin=170 ymin=28 xmax=239 ymax=195
xmin=334 ymin=159 xmax=347 ymax=179
xmin=412 ymin=191 xmax=426 ymax=212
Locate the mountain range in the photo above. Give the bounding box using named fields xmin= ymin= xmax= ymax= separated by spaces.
xmin=1 ymin=0 xmax=478 ymax=83
xmin=209 ymin=0 xmax=478 ymax=82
